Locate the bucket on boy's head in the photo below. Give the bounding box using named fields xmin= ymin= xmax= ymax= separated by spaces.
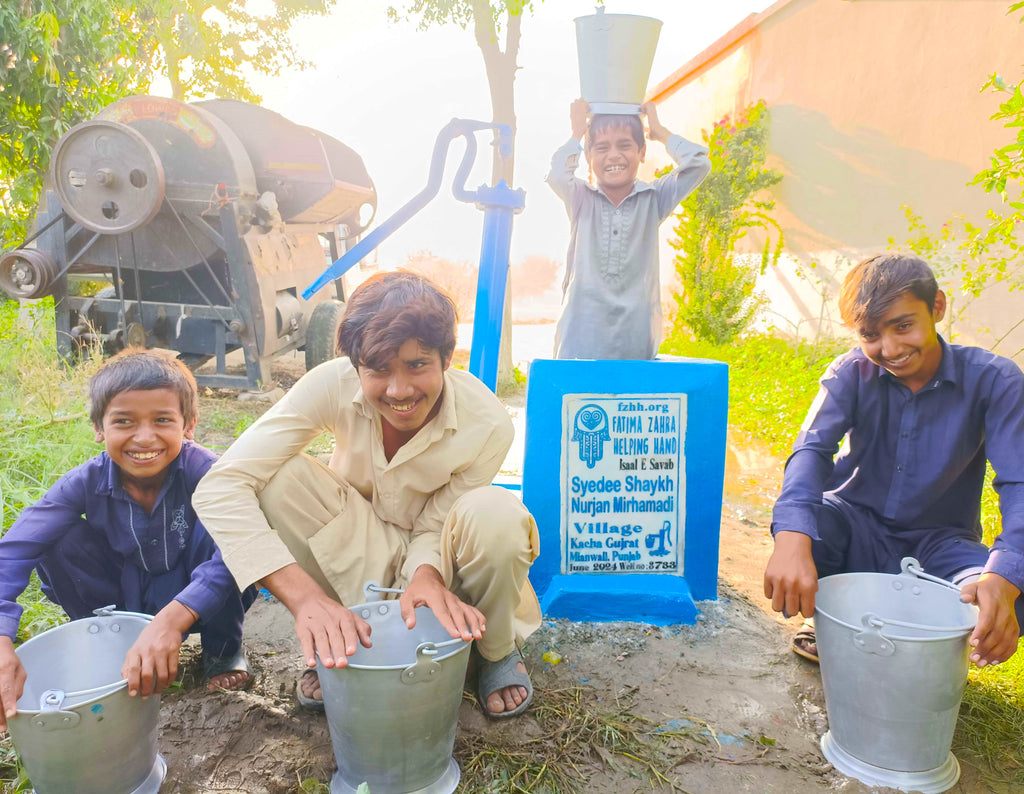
xmin=815 ymin=558 xmax=977 ymax=794
xmin=317 ymin=593 xmax=470 ymax=794
xmin=575 ymin=6 xmax=663 ymax=115
xmin=8 ymin=609 xmax=166 ymax=794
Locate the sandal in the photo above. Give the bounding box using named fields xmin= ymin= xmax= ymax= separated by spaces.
xmin=791 ymin=619 xmax=819 ymax=664
xmin=295 ymin=669 xmax=325 ymax=711
xmin=476 ymin=647 xmax=533 ymax=720
xmin=204 ymin=648 xmax=253 ymax=691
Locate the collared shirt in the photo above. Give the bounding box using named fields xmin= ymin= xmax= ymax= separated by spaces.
xmin=772 ymin=339 xmax=1024 ymax=589
xmin=0 ymin=441 xmax=233 ymax=639
xmin=546 ymin=133 xmax=711 ymax=360
xmin=191 ymin=357 xmax=514 ymax=591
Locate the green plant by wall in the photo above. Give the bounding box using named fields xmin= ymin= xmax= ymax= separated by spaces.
xmin=668 ymin=100 xmax=784 ymax=345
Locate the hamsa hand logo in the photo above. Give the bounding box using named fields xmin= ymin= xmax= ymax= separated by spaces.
xmin=572 ymin=404 xmax=609 ymax=468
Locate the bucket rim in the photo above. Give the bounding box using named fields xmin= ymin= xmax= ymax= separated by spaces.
xmin=574 ymin=12 xmax=663 ymax=24
xmin=816 ymin=570 xmax=977 ymax=639
xmin=318 ymin=637 xmax=471 ymax=672
xmin=13 ymin=610 xmax=154 ymax=715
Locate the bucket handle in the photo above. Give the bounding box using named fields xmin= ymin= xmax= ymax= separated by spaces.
xmin=363 ymin=581 xmax=404 ymax=602
xmin=29 ymin=606 xmax=151 ymax=712
xmin=401 ymin=638 xmax=466 ymax=686
xmin=899 ymin=557 xmax=963 ymax=593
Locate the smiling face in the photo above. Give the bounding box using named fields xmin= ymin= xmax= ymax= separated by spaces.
xmin=96 ymin=387 xmax=195 ymax=489
xmin=856 ymin=290 xmax=946 ymax=392
xmin=588 ymin=124 xmax=645 ymax=199
xmin=358 ymin=338 xmax=450 ymax=437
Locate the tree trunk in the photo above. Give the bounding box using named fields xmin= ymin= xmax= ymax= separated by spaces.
xmin=470 ymin=1 xmax=520 ymax=393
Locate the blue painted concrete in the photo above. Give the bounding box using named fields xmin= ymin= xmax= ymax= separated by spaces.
xmin=522 ymin=357 xmax=728 ymax=624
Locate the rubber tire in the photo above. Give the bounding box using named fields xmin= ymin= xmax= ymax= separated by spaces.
xmin=304 ymin=299 xmax=346 ymax=372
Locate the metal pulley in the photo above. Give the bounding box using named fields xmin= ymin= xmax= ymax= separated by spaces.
xmin=0 ymin=248 xmax=58 ymax=299
xmin=51 ymin=120 xmax=166 ymax=234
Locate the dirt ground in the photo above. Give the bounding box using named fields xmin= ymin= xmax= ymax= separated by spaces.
xmin=148 ymin=355 xmax=998 ymax=794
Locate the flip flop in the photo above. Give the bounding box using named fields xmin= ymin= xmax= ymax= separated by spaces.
xmin=204 ymin=648 xmax=253 ymax=691
xmin=476 ymin=646 xmax=533 ymax=720
xmin=295 ymin=669 xmax=325 ymax=711
xmin=791 ymin=619 xmax=819 ymax=664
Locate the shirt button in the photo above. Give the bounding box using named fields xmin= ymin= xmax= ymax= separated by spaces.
xmin=150 ymin=539 xmax=158 ymax=546
xmin=896 ymin=465 xmax=903 ymax=472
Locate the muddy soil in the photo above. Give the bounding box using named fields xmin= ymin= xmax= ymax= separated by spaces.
xmin=147 ymin=355 xmax=998 ymax=793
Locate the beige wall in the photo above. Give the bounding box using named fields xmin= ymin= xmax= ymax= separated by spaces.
xmin=651 ymin=0 xmax=1024 ymax=361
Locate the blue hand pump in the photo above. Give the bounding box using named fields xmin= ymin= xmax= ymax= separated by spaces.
xmin=302 ymin=119 xmax=526 ymax=392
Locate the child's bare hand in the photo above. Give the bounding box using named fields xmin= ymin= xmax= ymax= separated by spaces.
xmin=122 ymin=616 xmax=184 ymax=698
xmin=571 ymin=98 xmax=589 ymax=140
xmin=0 ymin=636 xmax=26 ymax=731
xmin=641 ymin=102 xmax=671 ymax=144
xmin=292 ymin=594 xmax=372 ymax=670
xmin=961 ymin=573 xmax=1021 ymax=667
xmin=764 ymin=531 xmax=818 ymax=618
xmin=401 ymin=565 xmax=485 ymax=642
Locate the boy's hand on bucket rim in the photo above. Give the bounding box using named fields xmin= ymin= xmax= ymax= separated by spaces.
xmin=122 ymin=601 xmax=194 ymax=698
xmin=764 ymin=530 xmax=819 ymax=619
xmin=961 ymin=572 xmax=1021 ymax=667
xmin=295 ymin=596 xmax=373 ymax=670
xmin=570 ymin=99 xmax=589 ymax=141
xmin=402 ymin=565 xmax=485 ymax=643
xmin=0 ymin=636 xmax=26 ymax=731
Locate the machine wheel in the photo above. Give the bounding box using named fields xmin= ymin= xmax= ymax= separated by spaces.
xmin=0 ymin=249 xmax=58 ymax=299
xmin=304 ymin=299 xmax=345 ymax=371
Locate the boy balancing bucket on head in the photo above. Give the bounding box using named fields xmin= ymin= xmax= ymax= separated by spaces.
xmin=316 ymin=585 xmax=471 ymax=794
xmin=815 ymin=558 xmax=978 ymax=794
xmin=8 ymin=609 xmax=166 ymax=794
xmin=575 ymin=6 xmax=663 ymax=115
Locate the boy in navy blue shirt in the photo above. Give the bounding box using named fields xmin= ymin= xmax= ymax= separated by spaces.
xmin=0 ymin=349 xmax=255 ymax=729
xmin=764 ymin=254 xmax=1024 ymax=668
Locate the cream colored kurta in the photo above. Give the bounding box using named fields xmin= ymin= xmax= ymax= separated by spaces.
xmin=192 ymin=357 xmax=519 ymax=590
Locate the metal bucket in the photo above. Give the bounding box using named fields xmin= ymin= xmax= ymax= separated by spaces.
xmin=8 ymin=608 xmax=165 ymax=794
xmin=816 ymin=558 xmax=978 ymax=793
xmin=318 ymin=586 xmax=471 ymax=794
xmin=575 ymin=7 xmax=663 ymax=115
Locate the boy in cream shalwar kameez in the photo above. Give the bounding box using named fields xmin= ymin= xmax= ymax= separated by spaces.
xmin=193 ymin=272 xmax=540 ymax=718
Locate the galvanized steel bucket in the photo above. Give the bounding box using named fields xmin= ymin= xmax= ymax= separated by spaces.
xmin=318 ymin=584 xmax=471 ymax=794
xmin=816 ymin=557 xmax=978 ymax=794
xmin=8 ymin=608 xmax=165 ymax=794
xmin=575 ymin=6 xmax=663 ymax=115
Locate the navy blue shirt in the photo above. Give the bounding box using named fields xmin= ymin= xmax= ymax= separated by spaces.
xmin=0 ymin=441 xmax=235 ymax=640
xmin=772 ymin=339 xmax=1024 ymax=589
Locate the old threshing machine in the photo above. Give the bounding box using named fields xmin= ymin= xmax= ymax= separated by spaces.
xmin=0 ymin=95 xmax=377 ymax=389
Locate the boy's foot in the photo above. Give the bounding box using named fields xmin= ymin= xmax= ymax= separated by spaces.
xmin=791 ymin=619 xmax=819 ymax=663
xmin=204 ymin=649 xmax=252 ymax=691
xmin=476 ymin=647 xmax=533 ymax=719
xmin=296 ymin=669 xmax=325 ymax=711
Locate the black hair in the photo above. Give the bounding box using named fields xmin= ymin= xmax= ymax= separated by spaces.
xmin=839 ymin=254 xmax=939 ymax=329
xmin=89 ymin=348 xmax=198 ymax=428
xmin=585 ymin=114 xmax=645 ymax=155
xmin=338 ymin=271 xmax=458 ymax=370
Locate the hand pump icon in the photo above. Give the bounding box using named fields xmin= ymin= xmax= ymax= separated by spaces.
xmin=645 ymin=521 xmax=673 ymax=557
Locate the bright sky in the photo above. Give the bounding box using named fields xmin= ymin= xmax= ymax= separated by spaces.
xmin=247 ymin=0 xmax=771 ymax=272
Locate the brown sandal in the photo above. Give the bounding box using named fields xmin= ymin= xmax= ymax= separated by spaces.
xmin=791 ymin=619 xmax=819 ymax=663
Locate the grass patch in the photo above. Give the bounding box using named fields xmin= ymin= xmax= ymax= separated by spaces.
xmin=455 ymin=685 xmax=770 ymax=792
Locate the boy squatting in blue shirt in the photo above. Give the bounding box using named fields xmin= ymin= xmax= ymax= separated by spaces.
xmin=764 ymin=254 xmax=1024 ymax=668
xmin=0 ymin=349 xmax=256 ymax=729
xmin=546 ymin=99 xmax=711 ymax=360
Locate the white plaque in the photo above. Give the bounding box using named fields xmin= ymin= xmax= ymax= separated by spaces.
xmin=560 ymin=394 xmax=686 ymax=574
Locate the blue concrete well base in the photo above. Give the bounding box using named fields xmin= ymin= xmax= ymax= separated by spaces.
xmin=523 ymin=357 xmax=728 ymax=625
xmin=540 ymin=574 xmax=698 ymax=626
